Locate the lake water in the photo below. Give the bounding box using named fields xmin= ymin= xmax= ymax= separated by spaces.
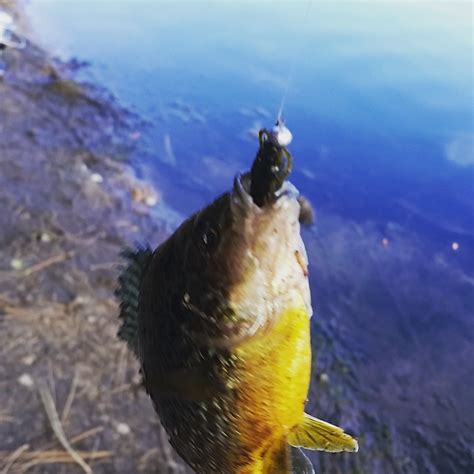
xmin=27 ymin=2 xmax=473 ymax=472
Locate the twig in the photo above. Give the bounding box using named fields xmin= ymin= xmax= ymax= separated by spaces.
xmin=37 ymin=381 xmax=92 ymax=474
xmin=1 ymin=306 xmax=32 ymax=319
xmin=0 ymin=450 xmax=110 ymax=460
xmin=20 ymin=426 xmax=103 ymax=461
xmin=0 ymin=295 xmax=16 ymax=307
xmin=0 ymin=412 xmax=14 ymax=424
xmin=89 ymin=262 xmax=116 ymax=271
xmin=23 ymin=251 xmax=73 ymax=277
xmin=10 ymin=451 xmax=111 ymax=473
xmin=0 ymin=444 xmax=29 ymax=474
xmin=109 ymin=383 xmax=134 ymax=395
xmin=69 ymin=427 xmax=103 ymax=445
xmin=61 ymin=369 xmax=79 ymax=425
xmin=47 ymin=361 xmax=57 ymax=407
xmin=114 ymin=344 xmax=128 ymax=388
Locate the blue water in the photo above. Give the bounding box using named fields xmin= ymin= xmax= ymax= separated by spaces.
xmin=28 ymin=2 xmax=474 ymax=472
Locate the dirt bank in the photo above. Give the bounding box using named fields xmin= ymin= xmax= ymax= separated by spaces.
xmin=0 ymin=4 xmax=190 ymax=473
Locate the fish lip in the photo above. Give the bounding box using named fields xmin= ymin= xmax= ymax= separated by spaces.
xmin=232 ymin=173 xmax=255 ymax=210
xmin=232 ymin=173 xmax=298 ymax=209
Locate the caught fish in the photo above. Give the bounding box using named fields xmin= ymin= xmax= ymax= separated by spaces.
xmin=117 ymin=123 xmax=358 ymax=473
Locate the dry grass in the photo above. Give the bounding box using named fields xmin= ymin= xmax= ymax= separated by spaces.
xmin=0 ymin=265 xmax=189 ymax=472
xmin=0 ymin=449 xmax=111 ymax=474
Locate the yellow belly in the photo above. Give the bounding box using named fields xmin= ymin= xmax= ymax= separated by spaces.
xmin=232 ymin=302 xmax=311 ymax=471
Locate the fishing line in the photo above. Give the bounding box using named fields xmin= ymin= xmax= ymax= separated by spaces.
xmin=276 ymin=0 xmax=313 ymax=123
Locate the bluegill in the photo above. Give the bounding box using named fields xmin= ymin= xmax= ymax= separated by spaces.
xmin=118 ymin=124 xmax=358 ymax=473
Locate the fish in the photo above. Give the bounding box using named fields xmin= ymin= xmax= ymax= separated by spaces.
xmin=117 ymin=124 xmax=358 ymax=473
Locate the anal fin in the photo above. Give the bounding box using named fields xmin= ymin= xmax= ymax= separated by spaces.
xmin=261 ymin=441 xmax=316 ymax=473
xmin=290 ymin=447 xmax=314 ymax=474
xmin=288 ymin=413 xmax=359 ymax=453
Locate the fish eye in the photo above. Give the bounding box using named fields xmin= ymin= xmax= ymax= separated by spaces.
xmin=200 ymin=226 xmax=219 ymax=253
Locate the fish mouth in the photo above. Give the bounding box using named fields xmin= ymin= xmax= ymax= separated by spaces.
xmin=249 ymin=133 xmax=293 ymax=206
xmin=232 ymin=173 xmax=298 ymax=211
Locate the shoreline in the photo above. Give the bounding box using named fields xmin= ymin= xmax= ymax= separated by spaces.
xmin=0 ymin=3 xmax=190 ymax=472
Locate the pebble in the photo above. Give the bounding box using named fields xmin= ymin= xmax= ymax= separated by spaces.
xmin=78 ymin=163 xmax=88 ymax=173
xmin=145 ymin=194 xmax=158 ymax=207
xmin=90 ymin=173 xmax=104 ymax=183
xmin=319 ymin=373 xmax=330 ymax=384
xmin=10 ymin=258 xmax=23 ymax=270
xmin=21 ymin=355 xmax=36 ymax=366
xmin=116 ymin=422 xmax=131 ymax=435
xmin=39 ymin=232 xmax=52 ymax=243
xmin=131 ymin=183 xmax=159 ymax=206
xmin=18 ymin=373 xmax=34 ymax=388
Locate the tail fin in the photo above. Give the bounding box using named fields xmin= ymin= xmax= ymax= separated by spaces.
xmin=116 ymin=246 xmax=153 ymax=357
xmin=288 ymin=413 xmax=359 ymax=453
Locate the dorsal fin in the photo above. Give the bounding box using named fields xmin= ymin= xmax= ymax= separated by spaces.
xmin=116 ymin=246 xmax=153 ymax=357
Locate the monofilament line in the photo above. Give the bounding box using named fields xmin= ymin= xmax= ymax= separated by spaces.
xmin=276 ymin=0 xmax=313 ymax=123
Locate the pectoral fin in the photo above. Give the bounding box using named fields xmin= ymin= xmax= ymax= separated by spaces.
xmin=288 ymin=413 xmax=359 ymax=453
